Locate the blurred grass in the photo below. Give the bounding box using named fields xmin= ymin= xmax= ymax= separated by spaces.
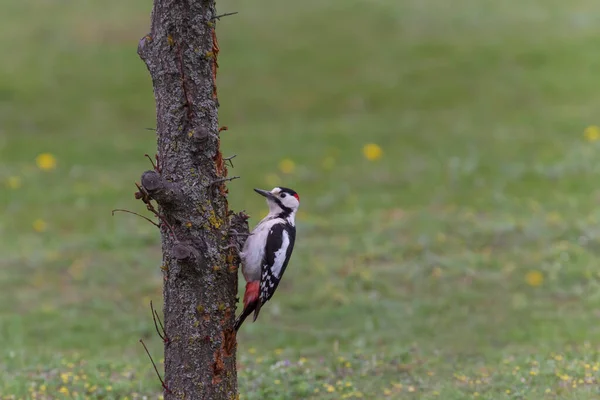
xmin=4 ymin=0 xmax=600 ymax=398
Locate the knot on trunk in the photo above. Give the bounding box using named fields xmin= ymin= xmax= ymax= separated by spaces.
xmin=191 ymin=127 xmax=211 ymax=142
xmin=173 ymin=243 xmax=198 ymax=261
xmin=141 ymin=170 xmax=183 ymax=206
xmin=137 ymin=34 xmax=153 ymax=64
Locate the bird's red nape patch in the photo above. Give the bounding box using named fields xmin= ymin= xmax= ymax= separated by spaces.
xmin=293 ymin=193 xmax=300 ymax=202
xmin=243 ymin=281 xmax=260 ymax=309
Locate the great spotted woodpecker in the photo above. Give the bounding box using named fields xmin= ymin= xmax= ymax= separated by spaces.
xmin=234 ymin=187 xmax=300 ymax=331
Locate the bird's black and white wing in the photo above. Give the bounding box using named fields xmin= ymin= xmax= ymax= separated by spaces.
xmin=253 ymin=223 xmax=296 ymax=320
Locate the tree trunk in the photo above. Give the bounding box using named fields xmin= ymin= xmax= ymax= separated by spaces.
xmin=136 ymin=1 xmax=247 ymax=398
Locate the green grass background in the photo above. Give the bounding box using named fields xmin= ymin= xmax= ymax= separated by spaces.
xmin=3 ymin=0 xmax=600 ymax=398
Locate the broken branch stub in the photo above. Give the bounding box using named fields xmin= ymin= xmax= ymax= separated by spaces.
xmin=141 ymin=170 xmax=183 ymax=206
xmin=173 ymin=243 xmax=197 ymax=261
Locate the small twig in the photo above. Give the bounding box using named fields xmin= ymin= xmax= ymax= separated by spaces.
xmin=211 ymin=11 xmax=238 ymax=21
xmin=135 ymin=182 xmax=178 ymax=240
xmin=147 ymin=204 xmax=178 ymax=240
xmin=145 ymin=127 xmax=157 ymax=131
xmin=218 ymin=126 xmax=228 ymax=132
xmin=154 ymin=310 xmax=166 ymax=338
xmin=140 ymin=339 xmax=171 ymax=393
xmin=220 ymin=244 xmax=240 ymax=252
xmin=135 ymin=182 xmax=147 ymax=198
xmin=224 ymin=154 xmax=236 ymax=168
xmin=207 ymin=176 xmax=240 ymax=187
xmin=112 ymin=209 xmax=160 ymax=228
xmin=150 ymin=301 xmax=169 ymax=344
xmin=144 ymin=154 xmax=157 ymax=171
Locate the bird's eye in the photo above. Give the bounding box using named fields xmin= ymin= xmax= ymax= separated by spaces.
xmin=280 ymin=193 xmax=287 ymax=198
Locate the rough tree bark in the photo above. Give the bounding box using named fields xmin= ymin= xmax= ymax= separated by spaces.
xmin=136 ymin=1 xmax=248 ymax=398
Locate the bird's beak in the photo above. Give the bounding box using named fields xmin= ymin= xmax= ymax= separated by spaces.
xmin=254 ymin=188 xmax=273 ymax=198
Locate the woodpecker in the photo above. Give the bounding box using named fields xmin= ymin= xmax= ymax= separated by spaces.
xmin=234 ymin=186 xmax=300 ymax=331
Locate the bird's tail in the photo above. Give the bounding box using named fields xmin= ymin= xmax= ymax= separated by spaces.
xmin=235 ymin=281 xmax=259 ymax=331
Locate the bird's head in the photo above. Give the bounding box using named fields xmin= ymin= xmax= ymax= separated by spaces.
xmin=254 ymin=187 xmax=300 ymax=217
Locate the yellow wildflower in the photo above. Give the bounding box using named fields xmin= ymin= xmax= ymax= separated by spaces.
xmin=33 ymin=219 xmax=47 ymax=233
xmin=326 ymin=384 xmax=335 ymax=393
xmin=546 ymin=211 xmax=562 ymax=225
xmin=6 ymin=176 xmax=21 ymax=189
xmin=278 ymin=159 xmax=295 ymax=174
xmin=35 ymin=153 xmax=57 ymax=170
xmin=322 ymin=156 xmax=335 ymax=170
xmin=525 ymin=270 xmax=543 ymax=287
xmin=362 ymin=143 xmax=383 ymax=161
xmin=58 ymin=387 xmax=69 ymax=395
xmin=274 ymin=380 xmax=281 ymax=385
xmin=584 ymin=125 xmax=600 ymax=142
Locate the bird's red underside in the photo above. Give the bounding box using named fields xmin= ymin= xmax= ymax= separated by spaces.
xmin=243 ymin=281 xmax=260 ymax=309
